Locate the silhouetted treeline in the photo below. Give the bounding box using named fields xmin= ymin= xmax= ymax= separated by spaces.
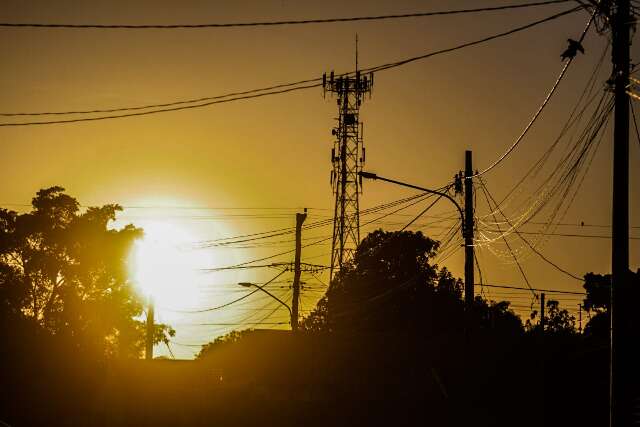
xmin=194 ymin=230 xmax=615 ymax=427
xmin=0 ymin=205 xmax=623 ymax=426
xmin=0 ymin=188 xmax=172 ymax=427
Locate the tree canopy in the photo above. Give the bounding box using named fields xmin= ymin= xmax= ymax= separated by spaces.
xmin=302 ymin=229 xmax=521 ymax=335
xmin=581 ymin=269 xmax=640 ymax=339
xmin=0 ymin=186 xmax=173 ymax=359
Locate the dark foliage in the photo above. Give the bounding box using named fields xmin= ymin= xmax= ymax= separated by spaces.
xmin=302 ymin=229 xmax=520 ymax=335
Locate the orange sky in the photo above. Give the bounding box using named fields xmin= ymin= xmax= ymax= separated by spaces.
xmin=1 ymin=0 xmax=638 ymax=358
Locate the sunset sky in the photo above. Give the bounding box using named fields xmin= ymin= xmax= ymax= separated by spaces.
xmin=1 ymin=0 xmax=638 ymax=358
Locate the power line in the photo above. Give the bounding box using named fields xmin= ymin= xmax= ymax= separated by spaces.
xmin=0 ymin=6 xmax=581 ymax=127
xmin=477 ymin=181 xmax=537 ymax=297
xmin=399 ymin=195 xmax=443 ymax=231
xmin=473 ymin=82 xmax=614 ymax=267
xmin=479 ymin=177 xmax=587 ymax=281
xmin=164 ymin=341 xmax=176 ymax=359
xmin=360 ymin=5 xmax=581 ymax=75
xmin=195 ymin=193 xmax=425 ymax=247
xmin=481 ymin=42 xmax=609 ymax=218
xmin=176 ymin=321 xmax=288 ymax=326
xmin=475 ymin=252 xmax=486 ymax=296
xmin=630 ymin=96 xmax=640 ymax=149
xmin=0 ymin=83 xmax=321 ymax=127
xmin=483 ymin=229 xmax=640 ymax=240
xmin=202 ymin=240 xmax=332 ymax=272
xmin=471 ymin=6 xmax=595 ymax=178
xmin=166 ymin=269 xmax=286 ymax=313
xmin=203 ymin=209 xmax=472 ymax=268
xmin=0 ymin=78 xmax=322 ymax=117
xmin=0 ymin=1 xmax=573 ymax=29
xmin=478 ymin=282 xmax=586 ymax=295
xmin=8 ymin=200 xmax=634 ymax=229
xmin=169 ymin=341 xmax=207 ymax=348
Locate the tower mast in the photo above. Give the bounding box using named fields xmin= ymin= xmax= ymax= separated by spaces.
xmin=323 ymin=41 xmax=373 ymax=282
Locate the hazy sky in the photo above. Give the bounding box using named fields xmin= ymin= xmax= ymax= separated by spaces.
xmin=1 ymin=0 xmax=638 ymax=357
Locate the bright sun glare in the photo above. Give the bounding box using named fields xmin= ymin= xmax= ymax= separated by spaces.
xmin=131 ymin=221 xmax=211 ymax=310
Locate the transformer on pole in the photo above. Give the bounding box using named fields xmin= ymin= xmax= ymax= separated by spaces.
xmin=323 ymin=68 xmax=373 ymax=282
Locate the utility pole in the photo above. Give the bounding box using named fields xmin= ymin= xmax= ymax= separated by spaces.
xmin=540 ymin=293 xmax=546 ymax=334
xmin=145 ymin=297 xmax=154 ymax=360
xmin=579 ymin=303 xmax=583 ymax=334
xmin=610 ymin=0 xmax=634 ymax=425
xmin=464 ymin=150 xmax=474 ymax=311
xmin=540 ymin=291 xmax=546 ymax=425
xmin=291 ymin=209 xmax=307 ymax=332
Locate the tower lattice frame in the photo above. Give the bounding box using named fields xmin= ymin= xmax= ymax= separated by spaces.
xmin=323 ymin=71 xmax=373 ymax=282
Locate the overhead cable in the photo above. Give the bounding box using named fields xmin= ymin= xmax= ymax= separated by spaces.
xmin=167 ymin=269 xmax=286 ymax=313
xmin=479 ymin=282 xmax=585 ymax=295
xmin=630 ymin=97 xmax=640 ymax=149
xmin=0 ymin=78 xmax=322 ymax=117
xmin=362 ymin=6 xmax=581 ymax=76
xmin=479 ymin=177 xmax=585 ymax=281
xmin=0 ymin=6 xmax=581 ymax=126
xmin=0 ymin=1 xmax=574 ymax=29
xmin=470 ymin=6 xmax=595 ymax=178
xmin=476 ymin=181 xmax=537 ymax=297
xmin=0 ymin=83 xmax=321 ymax=127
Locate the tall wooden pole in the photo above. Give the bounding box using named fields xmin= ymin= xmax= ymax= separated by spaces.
xmin=540 ymin=293 xmax=545 ymax=334
xmin=540 ymin=292 xmax=546 ymax=424
xmin=291 ymin=209 xmax=307 ymax=332
xmin=611 ymin=0 xmax=633 ymax=425
xmin=579 ymin=304 xmax=583 ymax=334
xmin=464 ymin=151 xmax=475 ymax=311
xmin=145 ymin=297 xmax=154 ymax=360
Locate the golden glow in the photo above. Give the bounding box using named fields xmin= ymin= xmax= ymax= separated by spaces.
xmin=131 ymin=221 xmax=211 ymax=310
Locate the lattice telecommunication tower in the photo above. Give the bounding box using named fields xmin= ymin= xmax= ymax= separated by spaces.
xmin=322 ymin=69 xmax=373 ymax=281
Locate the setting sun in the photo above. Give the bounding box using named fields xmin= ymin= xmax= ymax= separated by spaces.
xmin=130 ymin=221 xmax=212 ymax=310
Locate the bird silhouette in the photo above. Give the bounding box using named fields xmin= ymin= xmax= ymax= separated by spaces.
xmin=561 ymin=39 xmax=585 ymax=61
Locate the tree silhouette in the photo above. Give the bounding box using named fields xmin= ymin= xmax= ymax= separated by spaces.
xmin=582 ymin=272 xmax=610 ymax=339
xmin=472 ymin=297 xmax=523 ymax=335
xmin=581 ymin=269 xmax=640 ymax=339
xmin=302 ymin=229 xmax=521 ymax=334
xmin=0 ymin=187 xmax=173 ymax=358
xmin=525 ymin=299 xmax=576 ymax=335
xmin=196 ymin=329 xmax=247 ymax=359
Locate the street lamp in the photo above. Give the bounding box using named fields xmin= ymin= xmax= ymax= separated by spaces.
xmin=358 ymin=171 xmax=464 ymax=225
xmin=358 ymin=170 xmax=472 ymax=310
xmin=238 ymin=281 xmax=294 ymax=329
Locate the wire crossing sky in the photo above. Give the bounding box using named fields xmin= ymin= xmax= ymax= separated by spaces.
xmin=0 ymin=5 xmax=580 ymax=125
xmin=0 ymin=1 xmax=574 ymax=28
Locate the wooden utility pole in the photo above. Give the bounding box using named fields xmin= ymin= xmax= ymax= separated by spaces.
xmin=540 ymin=291 xmax=546 ymax=425
xmin=291 ymin=209 xmax=307 ymax=332
xmin=579 ymin=304 xmax=583 ymax=334
xmin=540 ymin=293 xmax=545 ymax=334
xmin=145 ymin=297 xmax=154 ymax=360
xmin=610 ymin=0 xmax=633 ymax=425
xmin=464 ymin=150 xmax=474 ymax=311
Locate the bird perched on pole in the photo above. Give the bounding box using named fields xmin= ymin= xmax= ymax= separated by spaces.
xmin=561 ymin=39 xmax=585 ymax=60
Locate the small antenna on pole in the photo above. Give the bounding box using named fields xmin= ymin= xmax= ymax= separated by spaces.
xmin=355 ymin=33 xmax=359 ymax=73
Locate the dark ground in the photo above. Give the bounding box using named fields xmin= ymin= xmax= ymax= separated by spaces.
xmin=0 ymin=329 xmax=608 ymax=427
